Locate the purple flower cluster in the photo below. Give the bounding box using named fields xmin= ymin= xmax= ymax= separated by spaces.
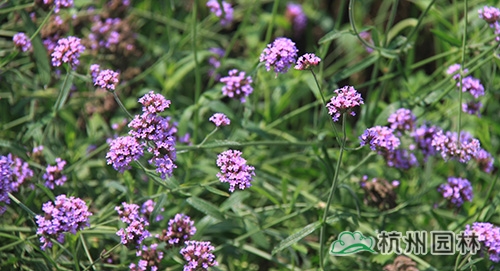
xmin=326 ymin=86 xmax=364 ymax=122
xmin=387 ymin=108 xmax=416 ymax=132
xmin=220 ymin=69 xmax=254 ymax=103
xmin=90 ymin=64 xmax=120 ymax=91
xmin=411 ymin=124 xmax=440 ymax=161
xmin=285 ymin=3 xmax=307 ymax=34
xmin=43 ymin=157 xmax=67 ymax=189
xmin=216 ymin=150 xmax=255 ymax=192
xmin=459 ymin=76 xmax=485 ymax=98
xmin=38 ymin=0 xmax=74 ymax=13
xmin=475 ymin=148 xmax=494 ymax=173
xmin=158 ymin=213 xmax=196 ymax=248
xmin=464 ymin=222 xmax=500 ymax=262
xmin=438 ymin=177 xmax=473 ymax=207
xmin=13 ymin=33 xmax=32 ymax=52
xmin=446 ymin=63 xmax=467 ymax=80
xmin=0 ymin=154 xmax=33 ymax=215
xmin=462 ymin=100 xmax=482 ymax=116
xmin=87 ymin=16 xmax=137 ymax=55
xmin=479 ymin=6 xmax=500 ymax=24
xmin=206 ymin=0 xmax=234 ymax=27
xmin=209 ymin=113 xmax=230 ymax=127
xmin=208 ymin=47 xmax=225 ymax=80
xmin=51 ymin=36 xmax=85 ymax=70
xmin=295 ymin=53 xmax=321 ymax=70
xmin=115 ymin=202 xmax=151 ymax=248
xmin=447 ymin=63 xmax=485 ymax=115
xmin=360 ymin=126 xmax=401 ymax=154
xmin=431 ymin=130 xmax=480 ymax=163
xmin=140 ymin=199 xmax=164 ymax=222
xmin=180 ymin=241 xmax=218 ymax=271
xmin=130 ymin=243 xmax=164 ymax=271
xmin=384 ymin=149 xmax=418 ymax=170
xmin=106 ymin=136 xmax=145 ymax=173
xmin=260 ymin=37 xmax=298 ymax=74
xmin=35 ymin=195 xmax=92 ymax=250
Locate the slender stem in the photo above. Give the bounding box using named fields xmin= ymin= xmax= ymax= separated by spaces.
xmin=264 ymin=0 xmax=280 ymax=44
xmin=192 ymin=3 xmax=202 ymax=143
xmin=82 ymin=243 xmax=121 ymax=271
xmin=197 ymin=127 xmax=219 ymax=148
xmin=319 ymin=113 xmax=347 ymax=270
xmin=457 ymin=0 xmax=467 ymax=146
xmin=112 ymin=92 xmax=133 ymax=119
xmin=310 ymin=69 xmax=340 ymax=144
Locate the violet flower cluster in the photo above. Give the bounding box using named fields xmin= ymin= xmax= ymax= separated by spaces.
xmin=326 ymin=85 xmax=364 ymax=122
xmin=220 ymin=69 xmax=254 ymax=103
xmin=387 ymin=108 xmax=416 ymax=132
xmin=209 ymin=113 xmax=230 ymax=127
xmin=260 ymin=37 xmax=298 ymax=74
xmin=87 ymin=16 xmax=137 ymax=55
xmin=411 ymin=124 xmax=440 ymax=161
xmin=35 ymin=195 xmax=92 ymax=250
xmin=141 ymin=199 xmax=164 ymax=222
xmin=158 ymin=213 xmax=196 ymax=248
xmin=464 ymin=222 xmax=500 ymax=262
xmin=90 ymin=64 xmax=120 ymax=91
xmin=115 ymin=202 xmax=151 ymax=248
xmin=479 ymin=6 xmax=500 ymax=41
xmin=475 ymin=148 xmax=494 ymax=173
xmin=130 ymin=243 xmax=164 ymax=271
xmin=0 ymin=154 xmax=33 ymax=215
xmin=295 ymin=53 xmax=321 ymax=70
xmin=208 ymin=47 xmax=225 ymax=80
xmin=285 ymin=3 xmax=307 ymax=34
xmin=206 ymin=0 xmax=234 ymax=27
xmin=37 ymin=0 xmax=74 ymax=13
xmin=106 ymin=136 xmax=145 ymax=173
xmin=13 ymin=33 xmax=32 ymax=52
xmin=359 ymin=126 xmax=401 ymax=155
xmin=447 ymin=63 xmax=485 ymax=116
xmin=180 ymin=241 xmax=218 ymax=271
xmin=437 ymin=177 xmax=473 ymax=207
xmin=51 ymin=36 xmax=85 ymax=70
xmin=43 ymin=157 xmax=67 ymax=189
xmin=431 ymin=130 xmax=480 ymax=163
xmin=216 ymin=149 xmax=255 ymax=192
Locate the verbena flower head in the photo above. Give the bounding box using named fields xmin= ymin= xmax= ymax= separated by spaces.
xmin=411 ymin=124 xmax=440 ymax=160
xmin=216 ymin=150 xmax=255 ymax=192
xmin=208 ymin=47 xmax=225 ymax=80
xmin=220 ymin=69 xmax=253 ymax=103
xmin=106 ymin=136 xmax=145 ymax=173
xmin=209 ymin=113 xmax=230 ymax=127
xmin=431 ymin=130 xmax=480 ymax=163
xmin=158 ymin=213 xmax=196 ymax=248
xmin=138 ymin=91 xmax=171 ymax=115
xmin=464 ymin=222 xmax=500 ymax=262
xmin=285 ymin=3 xmax=307 ymax=34
xmin=438 ymin=177 xmax=473 ymax=208
xmin=140 ymin=199 xmax=164 ymax=222
xmin=92 ymin=68 xmax=119 ymax=91
xmin=260 ymin=37 xmax=298 ymax=74
xmin=35 ymin=195 xmax=92 ymax=250
xmin=475 ymin=148 xmax=494 ymax=173
xmin=459 ymin=76 xmax=485 ymax=98
xmin=51 ymin=36 xmax=85 ymax=69
xmin=43 ymin=157 xmax=67 ymax=190
xmin=359 ymin=126 xmax=400 ymax=154
xmin=115 ymin=202 xmax=141 ymax=224
xmin=13 ymin=33 xmax=32 ymax=52
xmin=131 ymin=243 xmax=164 ymax=271
xmin=462 ymin=101 xmax=482 ymax=116
xmin=90 ymin=64 xmax=100 ymax=78
xmin=88 ymin=16 xmax=136 ymax=54
xmin=180 ymin=241 xmax=218 ymax=271
xmin=116 ymin=217 xmax=151 ymax=248
xmin=446 ymin=63 xmax=468 ymax=80
xmin=479 ymin=6 xmax=500 ymax=25
xmin=294 ymin=53 xmax=321 ymax=70
xmin=384 ymin=149 xmax=418 ymax=170
xmin=0 ymin=154 xmax=33 ymax=215
xmin=206 ymin=0 xmax=234 ymax=27
xmin=387 ymin=108 xmax=416 ymax=132
xmin=326 ymin=86 xmax=364 ymax=122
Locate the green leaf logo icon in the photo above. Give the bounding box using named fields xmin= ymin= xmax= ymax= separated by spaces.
xmin=329 ymin=231 xmax=377 ymax=256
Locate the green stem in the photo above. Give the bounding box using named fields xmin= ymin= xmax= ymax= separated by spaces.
xmin=112 ymin=92 xmax=133 ymax=119
xmin=319 ymin=113 xmax=347 ymax=270
xmin=310 ymin=69 xmax=340 ymax=144
xmin=197 ymin=127 xmax=219 ymax=148
xmin=82 ymin=243 xmax=121 ymax=271
xmin=457 ymin=0 xmax=467 ymax=146
xmin=264 ymin=0 xmax=280 ymax=44
xmin=192 ymin=3 xmax=202 ymax=143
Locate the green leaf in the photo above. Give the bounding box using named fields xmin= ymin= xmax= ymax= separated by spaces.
xmin=205 ymin=185 xmax=231 ymax=198
xmin=318 ymin=29 xmax=351 ymax=44
xmin=271 ymin=221 xmax=321 ymax=255
xmin=430 ymin=29 xmax=461 ymax=47
xmin=186 ymin=196 xmax=224 ymax=221
xmin=332 ymin=54 xmax=379 ymax=83
xmin=220 ymin=191 xmax=250 ymax=211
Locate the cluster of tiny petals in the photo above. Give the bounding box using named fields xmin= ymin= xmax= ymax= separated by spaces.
xmin=464 ymin=222 xmax=500 ymax=262
xmin=285 ymin=3 xmax=307 ymax=34
xmin=138 ymin=91 xmax=171 ymax=114
xmin=206 ymin=0 xmax=234 ymax=27
xmin=13 ymin=33 xmax=32 ymax=52
xmin=130 ymin=243 xmax=164 ymax=271
xmin=51 ymin=36 xmax=85 ymax=69
xmin=216 ymin=150 xmax=255 ymax=192
xmin=90 ymin=64 xmax=100 ymax=78
xmin=359 ymin=126 xmax=401 ymax=154
xmin=115 ymin=203 xmax=151 ymax=248
xmin=158 ymin=213 xmax=196 ymax=247
xmin=411 ymin=124 xmax=440 ymax=160
xmin=115 ymin=202 xmax=141 ymax=224
xmin=384 ymin=149 xmax=418 ymax=170
xmin=106 ymin=136 xmax=145 ymax=173
xmin=326 ymin=86 xmax=364 ymax=122
xmin=41 ymin=0 xmax=74 ymax=13
xmin=479 ymin=6 xmax=500 ymax=24
xmin=180 ymin=241 xmax=218 ymax=271
xmin=294 ymin=53 xmax=321 ymax=70
xmin=462 ymin=101 xmax=482 ymax=116
xmin=431 ymin=130 xmax=480 ymax=163
xmin=260 ymin=37 xmax=298 ymax=74
xmin=92 ymin=68 xmax=120 ymax=91
xmin=459 ymin=76 xmax=485 ymax=98
xmin=438 ymin=177 xmax=473 ymax=207
xmin=43 ymin=158 xmax=67 ymax=190
xmin=140 ymin=199 xmax=164 ymax=222
xmin=209 ymin=113 xmax=230 ymax=127
xmin=220 ymin=69 xmax=254 ymax=103
xmin=446 ymin=63 xmax=468 ymax=80
xmin=475 ymin=148 xmax=494 ymax=173
xmin=387 ymin=108 xmax=416 ymax=132
xmin=35 ymin=195 xmax=92 ymax=250
xmin=0 ymin=154 xmax=34 ymax=214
